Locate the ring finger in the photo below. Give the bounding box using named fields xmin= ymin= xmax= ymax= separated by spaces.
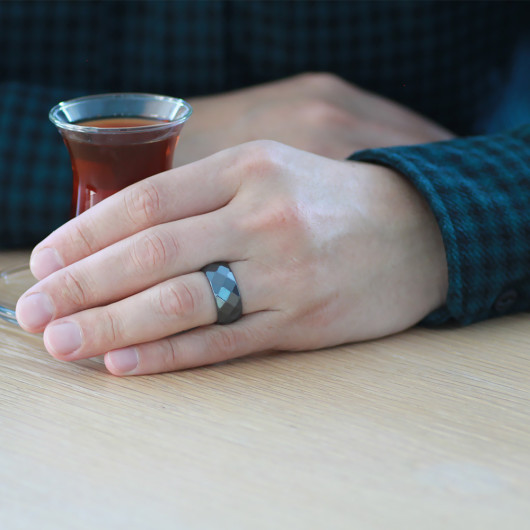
xmin=42 ymin=261 xmax=271 ymax=361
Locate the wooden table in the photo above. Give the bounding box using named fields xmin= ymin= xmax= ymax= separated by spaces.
xmin=1 ymin=250 xmax=529 ymax=529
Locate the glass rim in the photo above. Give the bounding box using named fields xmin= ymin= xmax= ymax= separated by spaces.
xmin=48 ymin=92 xmax=193 ymax=134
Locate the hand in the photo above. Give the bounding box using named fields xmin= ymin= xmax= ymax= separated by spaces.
xmin=17 ymin=141 xmax=448 ymax=375
xmin=176 ymin=73 xmax=454 ymax=164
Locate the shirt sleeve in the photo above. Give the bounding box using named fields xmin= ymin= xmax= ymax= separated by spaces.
xmin=0 ymin=82 xmax=82 ymax=249
xmin=348 ymin=125 xmax=530 ymax=326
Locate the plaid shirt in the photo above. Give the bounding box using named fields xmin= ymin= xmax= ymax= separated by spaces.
xmin=0 ymin=0 xmax=529 ymax=325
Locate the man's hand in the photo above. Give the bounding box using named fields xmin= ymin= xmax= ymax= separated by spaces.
xmin=17 ymin=141 xmax=448 ymax=375
xmin=175 ymin=73 xmax=454 ymax=164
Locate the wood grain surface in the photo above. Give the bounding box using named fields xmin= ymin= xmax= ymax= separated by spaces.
xmin=0 ymin=251 xmax=529 ymax=529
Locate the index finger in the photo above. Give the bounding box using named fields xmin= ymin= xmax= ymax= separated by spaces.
xmin=30 ymin=148 xmax=240 ymax=280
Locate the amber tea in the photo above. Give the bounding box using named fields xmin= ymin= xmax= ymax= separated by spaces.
xmin=49 ymin=93 xmax=192 ymax=216
xmin=65 ymin=116 xmax=179 ymax=215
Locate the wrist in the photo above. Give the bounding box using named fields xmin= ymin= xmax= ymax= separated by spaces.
xmin=350 ymin=161 xmax=448 ymax=319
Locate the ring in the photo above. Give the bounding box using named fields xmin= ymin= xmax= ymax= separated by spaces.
xmin=202 ymin=262 xmax=243 ymax=324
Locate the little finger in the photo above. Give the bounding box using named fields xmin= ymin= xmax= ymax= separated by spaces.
xmin=105 ymin=311 xmax=281 ymax=375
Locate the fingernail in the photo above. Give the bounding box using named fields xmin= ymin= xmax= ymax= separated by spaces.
xmin=45 ymin=322 xmax=83 ymax=357
xmin=16 ymin=292 xmax=55 ymax=329
xmin=106 ymin=347 xmax=139 ymax=374
xmin=30 ymin=247 xmax=64 ymax=280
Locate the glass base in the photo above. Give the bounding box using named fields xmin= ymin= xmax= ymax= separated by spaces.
xmin=0 ymin=265 xmax=37 ymax=325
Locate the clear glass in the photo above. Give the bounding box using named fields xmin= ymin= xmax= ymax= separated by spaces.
xmin=0 ymin=93 xmax=192 ymax=324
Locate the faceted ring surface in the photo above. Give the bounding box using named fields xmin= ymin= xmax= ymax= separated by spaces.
xmin=202 ymin=262 xmax=243 ymax=325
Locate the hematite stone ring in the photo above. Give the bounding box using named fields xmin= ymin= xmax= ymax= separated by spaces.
xmin=202 ymin=262 xmax=243 ymax=324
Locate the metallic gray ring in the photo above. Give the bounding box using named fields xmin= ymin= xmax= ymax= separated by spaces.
xmin=202 ymin=262 xmax=243 ymax=325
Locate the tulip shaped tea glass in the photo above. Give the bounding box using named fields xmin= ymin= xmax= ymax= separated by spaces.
xmin=0 ymin=93 xmax=192 ymax=325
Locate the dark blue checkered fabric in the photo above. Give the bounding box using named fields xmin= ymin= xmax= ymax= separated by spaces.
xmin=351 ymin=125 xmax=530 ymax=325
xmin=0 ymin=1 xmax=529 ymax=325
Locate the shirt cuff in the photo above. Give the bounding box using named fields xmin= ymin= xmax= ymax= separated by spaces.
xmin=348 ymin=126 xmax=530 ymax=325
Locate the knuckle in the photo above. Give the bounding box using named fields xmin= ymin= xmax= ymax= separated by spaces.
xmin=157 ymin=337 xmax=196 ymax=371
xmin=270 ymin=198 xmax=304 ymax=231
xmin=234 ymin=140 xmax=284 ymax=178
xmin=244 ymin=196 xmax=305 ymax=237
xmin=129 ymin=230 xmax=177 ymax=274
xmin=299 ymin=71 xmax=345 ymax=93
xmin=206 ymin=326 xmax=240 ymax=357
xmin=123 ymin=179 xmax=162 ymax=227
xmin=101 ymin=309 xmax=123 ymax=344
xmin=158 ymin=281 xmax=199 ymax=320
xmin=69 ymin=221 xmax=97 ymax=256
xmin=159 ymin=339 xmax=181 ymax=369
xmin=303 ymin=99 xmax=347 ymax=126
xmin=60 ymin=269 xmax=93 ymax=308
